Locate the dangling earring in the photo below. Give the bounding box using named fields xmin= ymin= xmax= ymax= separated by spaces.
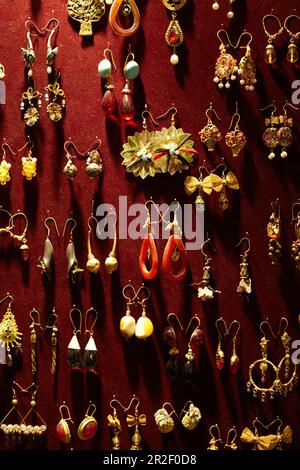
xmin=211 ymin=1 xmax=220 ymax=11
xmin=236 ymin=32 xmax=257 ymax=91
xmin=161 ymin=201 xmax=188 ymax=281
xmin=210 ymin=162 xmax=239 ymax=211
xmin=182 ymin=316 xmax=204 ymax=382
xmin=262 ymin=14 xmax=283 ymax=64
xmin=199 ymin=103 xmax=222 ymax=152
xmin=153 ymin=106 xmax=197 ymax=175
xmin=121 ymin=104 xmax=159 ymax=178
xmin=260 ymin=102 xmax=280 ymax=160
xmin=139 ymin=200 xmax=159 ymax=280
xmin=85 ymin=138 xmax=103 ymax=178
xmin=10 ymin=210 xmax=30 ymax=261
xmin=0 ymin=63 xmax=5 ymax=105
xmin=126 ymin=396 xmax=146 ymax=450
xmin=195 ymin=237 xmax=221 ymax=301
xmin=82 ymin=308 xmax=98 ymax=370
xmin=77 ymin=402 xmax=98 ymax=440
xmin=37 ymin=216 xmax=60 ymax=280
xmin=63 ymin=140 xmax=78 ymax=180
xmin=225 ymin=103 xmax=246 ymax=157
xmin=267 ymin=198 xmax=282 ymax=265
xmin=215 ymin=318 xmax=227 ymax=370
xmin=0 ymin=141 xmax=15 ymax=186
xmin=20 ymin=136 xmax=37 ymax=180
xmin=184 ymin=165 xmax=212 ymax=213
xmin=120 ymin=283 xmax=137 ymax=339
xmin=56 ymin=402 xmax=74 ymax=445
xmin=277 ymin=102 xmax=295 ymax=158
xmin=45 ymin=310 xmax=59 ymax=375
xmin=135 ymin=286 xmax=154 ymax=340
xmin=107 ymin=396 xmax=123 ymax=450
xmin=86 ymin=206 xmax=101 ymax=274
xmin=207 ymin=424 xmax=222 ymax=450
xmin=163 ymin=313 xmax=184 ymax=380
xmin=0 ymin=294 xmax=22 ymax=366
xmin=278 ymin=317 xmax=291 ymax=382
xmin=236 ymin=232 xmax=252 ymax=298
xmin=109 ymin=0 xmax=140 ymax=37
xmin=227 ymin=320 xmax=240 ymax=375
xmin=120 ymin=46 xmax=139 ymax=120
xmin=67 ymin=307 xmax=82 ymax=368
xmin=225 ymin=426 xmax=238 ymax=450
xmin=291 ymin=199 xmax=300 ymax=272
xmin=180 ymin=401 xmax=201 ymax=431
xmin=214 ymin=30 xmax=238 ymax=89
xmin=21 ymin=384 xmax=47 ymax=440
xmin=67 ymin=0 xmax=105 ymax=36
xmin=63 ymin=217 xmax=84 ymax=283
xmin=104 ymin=212 xmax=119 ymax=274
xmin=0 ymin=383 xmax=25 ymax=445
xmin=29 ymin=308 xmax=42 ymax=378
xmin=154 ymin=402 xmax=178 ymax=433
xmin=98 ymin=44 xmax=117 ymax=116
xmin=161 ymin=0 xmax=187 ymax=65
xmin=284 ymin=15 xmax=300 ymax=63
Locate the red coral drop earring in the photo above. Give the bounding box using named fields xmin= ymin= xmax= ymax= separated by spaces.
xmin=162 ymin=201 xmax=188 ymax=282
xmin=139 ymin=200 xmax=160 ymax=280
xmin=121 ymin=46 xmax=140 ymax=121
xmin=98 ymin=44 xmax=117 ymax=117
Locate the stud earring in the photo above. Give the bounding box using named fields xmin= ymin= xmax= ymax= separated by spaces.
xmin=207 ymin=424 xmax=222 ymax=450
xmin=199 ymin=103 xmax=222 ymax=152
xmin=78 ymin=402 xmax=98 ymax=440
xmin=262 ymin=14 xmax=284 ymax=64
xmin=37 ymin=216 xmax=60 ymax=280
xmin=20 ymin=136 xmax=37 ymax=181
xmin=0 ymin=293 xmax=22 ymax=366
xmin=82 ymin=307 xmax=98 ymax=370
xmin=67 ymin=307 xmax=82 ymax=368
xmin=161 ymin=0 xmax=187 ymax=65
xmin=284 ymin=15 xmax=300 ymax=63
xmin=161 ymin=201 xmax=188 ymax=281
xmin=182 ymin=316 xmax=204 ymax=382
xmin=56 ymin=402 xmax=74 ymax=445
xmin=184 ymin=165 xmax=212 ymax=213
xmin=126 ymin=396 xmax=146 ymax=450
xmin=109 ymin=0 xmax=140 ymax=37
xmin=29 ymin=308 xmax=42 ymax=378
xmin=277 ymin=102 xmax=296 ymax=158
xmin=210 ymin=162 xmax=239 ymax=211
xmin=227 ymin=320 xmax=240 ymax=374
xmin=214 ymin=29 xmax=238 ymax=89
xmin=139 ymin=200 xmax=159 ymax=280
xmin=135 ymin=286 xmax=154 ymax=340
xmin=85 ymin=138 xmax=103 ymax=178
xmin=86 ymin=205 xmax=101 ymax=274
xmin=120 ymin=46 xmax=139 ymax=120
xmin=63 ymin=217 xmax=84 ymax=283
xmin=215 ymin=318 xmax=227 ymax=370
xmin=225 ymin=103 xmax=246 ymax=157
xmin=120 ymin=283 xmax=137 ymax=339
xmin=236 ymin=31 xmax=257 ymax=91
xmin=67 ymin=0 xmax=105 ymax=36
xmin=260 ymin=103 xmax=279 ymax=160
xmin=107 ymin=397 xmax=123 ymax=450
xmin=180 ymin=401 xmax=201 ymax=431
xmin=98 ymin=44 xmax=117 ymax=116
xmin=225 ymin=426 xmax=238 ymax=450
xmin=291 ymin=199 xmax=300 ymax=272
xmin=163 ymin=313 xmax=184 ymax=380
xmin=236 ymin=232 xmax=252 ymax=298
xmin=194 ymin=237 xmax=221 ymax=302
xmin=267 ymin=199 xmax=282 ymax=265
xmin=104 ymin=212 xmax=119 ymax=274
xmin=45 ymin=310 xmax=58 ymax=375
xmin=63 ymin=140 xmax=78 ymax=180
xmin=0 ymin=141 xmax=15 ymax=186
xmin=154 ymin=402 xmax=178 ymax=433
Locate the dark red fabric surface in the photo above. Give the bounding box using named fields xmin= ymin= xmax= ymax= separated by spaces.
xmin=0 ymin=0 xmax=300 ymax=450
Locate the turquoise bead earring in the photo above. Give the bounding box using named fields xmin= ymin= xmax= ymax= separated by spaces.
xmin=121 ymin=46 xmax=140 ymax=121
xmin=98 ymin=44 xmax=117 ymax=116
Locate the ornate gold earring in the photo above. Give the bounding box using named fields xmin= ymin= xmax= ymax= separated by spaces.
xmin=184 ymin=165 xmax=212 ymax=212
xmin=0 ymin=383 xmax=25 ymax=445
xmin=225 ymin=426 xmax=238 ymax=450
xmin=82 ymin=307 xmax=98 ymax=370
xmin=194 ymin=237 xmax=221 ymax=301
xmin=86 ymin=206 xmax=101 ymax=274
xmin=236 ymin=32 xmax=257 ymax=91
xmin=10 ymin=210 xmax=30 ymax=261
xmin=67 ymin=0 xmax=105 ymax=36
xmin=210 ymin=162 xmax=239 ymax=211
xmin=261 ymin=102 xmax=279 ymax=160
xmin=107 ymin=397 xmax=123 ymax=450
xmin=284 ymin=15 xmax=300 ymax=63
xmin=20 ymin=136 xmax=37 ymax=181
xmin=263 ymin=14 xmax=284 ymax=64
xmin=291 ymin=199 xmax=300 ymax=272
xmin=214 ymin=29 xmax=238 ymax=89
xmin=267 ymin=199 xmax=282 ymax=265
xmin=199 ymin=103 xmax=222 ymax=152
xmin=161 ymin=0 xmax=186 ymax=65
xmin=104 ymin=212 xmax=118 ymax=274
xmin=227 ymin=320 xmax=240 ymax=375
xmin=67 ymin=307 xmax=82 ymax=368
xmin=85 ymin=138 xmax=103 ymax=178
xmin=0 ymin=293 xmax=22 ymax=366
xmin=126 ymin=396 xmax=146 ymax=450
xmin=236 ymin=232 xmax=252 ymax=298
xmin=63 ymin=140 xmax=78 ymax=180
xmin=119 ymin=283 xmax=137 ymax=339
xmin=154 ymin=402 xmax=178 ymax=433
xmin=225 ymin=103 xmax=246 ymax=157
xmin=29 ymin=308 xmax=42 ymax=378
xmin=277 ymin=102 xmax=296 ymax=158
xmin=0 ymin=141 xmax=15 ymax=185
xmin=45 ymin=310 xmax=58 ymax=375
xmin=207 ymin=424 xmax=222 ymax=450
xmin=215 ymin=317 xmax=227 ymax=370
xmin=63 ymin=217 xmax=84 ymax=283
xmin=182 ymin=315 xmax=204 ymax=383
xmin=78 ymin=402 xmax=98 ymax=440
xmin=37 ymin=216 xmax=60 ymax=280
xmin=56 ymin=402 xmax=73 ymax=445
xmin=20 ymin=383 xmax=47 ymax=440
xmin=180 ymin=401 xmax=201 ymax=431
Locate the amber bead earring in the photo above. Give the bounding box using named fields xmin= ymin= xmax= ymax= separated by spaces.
xmin=262 ymin=14 xmax=284 ymax=64
xmin=284 ymin=15 xmax=300 ymax=63
xmin=37 ymin=215 xmax=60 ymax=280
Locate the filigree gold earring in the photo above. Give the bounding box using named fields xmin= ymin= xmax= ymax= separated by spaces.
xmin=119 ymin=284 xmax=137 ymax=340
xmin=214 ymin=29 xmax=238 ymax=89
xmin=199 ymin=103 xmax=222 ymax=152
xmin=291 ymin=199 xmax=300 ymax=272
xmin=210 ymin=162 xmax=239 ymax=211
xmin=63 ymin=217 xmax=84 ymax=283
xmin=85 ymin=138 xmax=103 ymax=178
xmin=98 ymin=44 xmax=117 ymax=116
xmin=0 ymin=141 xmax=15 ymax=186
xmin=82 ymin=307 xmax=98 ymax=370
xmin=284 ymin=15 xmax=300 ymax=63
xmin=207 ymin=424 xmax=222 ymax=450
xmin=121 ymin=46 xmax=139 ymax=120
xmin=236 ymin=232 xmax=252 ymax=298
xmin=67 ymin=0 xmax=105 ymax=36
xmin=277 ymin=102 xmax=295 ymax=158
xmin=161 ymin=0 xmax=187 ymax=65
xmin=236 ymin=32 xmax=257 ymax=91
xmin=225 ymin=103 xmax=246 ymax=157
xmin=107 ymin=397 xmax=123 ymax=450
xmin=67 ymin=307 xmax=82 ymax=368
xmin=262 ymin=14 xmax=284 ymax=64
xmin=0 ymin=294 xmax=22 ymax=366
xmin=37 ymin=216 xmax=60 ymax=280
xmin=180 ymin=401 xmax=201 ymax=431
xmin=267 ymin=199 xmax=282 ymax=265
xmin=56 ymin=402 xmax=74 ymax=445
xmin=154 ymin=402 xmax=178 ymax=433
xmin=261 ymin=103 xmax=279 ymax=160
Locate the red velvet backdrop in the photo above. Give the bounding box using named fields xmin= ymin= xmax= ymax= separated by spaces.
xmin=0 ymin=0 xmax=300 ymax=451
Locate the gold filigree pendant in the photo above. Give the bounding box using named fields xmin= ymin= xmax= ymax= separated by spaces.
xmin=67 ymin=0 xmax=106 ymax=36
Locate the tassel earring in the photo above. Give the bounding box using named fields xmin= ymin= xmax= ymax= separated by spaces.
xmin=104 ymin=212 xmax=119 ymax=274
xmin=120 ymin=46 xmax=140 ymax=120
xmin=45 ymin=310 xmax=58 ymax=375
xmin=63 ymin=217 xmax=84 ymax=283
xmin=262 ymin=14 xmax=283 ymax=64
xmin=67 ymin=307 xmax=82 ymax=368
xmin=236 ymin=232 xmax=252 ymax=298
xmin=82 ymin=308 xmax=98 ymax=370
xmin=267 ymin=199 xmax=282 ymax=265
xmin=37 ymin=216 xmax=60 ymax=280
xmin=98 ymin=44 xmax=117 ymax=116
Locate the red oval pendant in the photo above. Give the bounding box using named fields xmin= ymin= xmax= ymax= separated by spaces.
xmin=139 ymin=232 xmax=158 ymax=280
xmin=162 ymin=234 xmax=188 ymax=282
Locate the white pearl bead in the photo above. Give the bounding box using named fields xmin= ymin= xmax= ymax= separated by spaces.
xmin=212 ymin=1 xmax=220 ymax=10
xmin=231 ymin=75 xmax=236 ymax=80
xmin=227 ymin=10 xmax=234 ymax=19
xmin=268 ymin=152 xmax=276 ymax=160
xmin=240 ymin=79 xmax=245 ymax=85
xmin=214 ymin=76 xmax=220 ymax=83
xmin=225 ymin=82 xmax=230 ymax=89
xmin=238 ymin=68 xmax=242 ymax=75
xmin=249 ymin=85 xmax=254 ymax=91
xmin=106 ymin=0 xmax=113 ymax=4
xmin=218 ymin=82 xmax=224 ymax=89
xmin=170 ymin=54 xmax=179 ymax=65
xmin=281 ymin=150 xmax=288 ymax=158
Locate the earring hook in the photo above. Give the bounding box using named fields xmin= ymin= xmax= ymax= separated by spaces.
xmin=44 ymin=216 xmax=60 ymax=238
xmin=284 ymin=15 xmax=300 ymax=37
xmin=292 ymin=199 xmax=300 ymax=221
xmin=85 ymin=307 xmax=98 ymax=335
xmin=209 ymin=423 xmax=222 ymax=441
xmin=200 ymin=237 xmax=215 ymax=262
xmin=217 ymin=29 xmax=235 ymax=48
xmin=167 ymin=312 xmax=184 ymax=331
xmin=228 ymin=103 xmax=241 ymax=130
xmin=278 ymin=317 xmax=288 ymax=336
xmin=215 ymin=317 xmax=228 ymax=336
xmin=59 ymin=402 xmax=73 ymax=423
xmin=124 ymin=395 xmax=140 ymax=413
xmin=259 ymin=102 xmax=277 ymax=115
xmin=205 ymin=102 xmax=221 ymax=122
xmin=104 ymin=45 xmax=117 ymax=71
xmin=260 ymin=318 xmax=277 ymax=339
xmin=162 ymin=402 xmax=179 ymax=420
xmin=110 ymin=395 xmax=128 ymax=413
xmin=235 ymin=232 xmax=251 ymax=257
xmin=62 ymin=217 xmax=76 ymax=238
xmin=263 ymin=15 xmax=284 ymax=39
xmin=141 ymin=104 xmax=159 ymax=128
xmin=227 ymin=320 xmax=240 ymax=339
xmin=156 ymin=105 xmax=177 ymax=126
xmin=226 ymin=426 xmax=237 ymax=447
xmin=234 ymin=31 xmax=253 ymax=49
xmin=69 ymin=306 xmax=82 ymax=334
xmin=283 ymin=101 xmax=299 ymax=113
xmin=198 ymin=165 xmax=210 ymax=180
xmin=136 ymin=284 xmax=150 ymax=304
xmin=2 ymin=142 xmax=16 ymax=156
xmin=185 ymin=315 xmax=201 ymax=335
xmin=29 ymin=307 xmax=42 ymax=327
xmin=45 ymin=309 xmax=58 ymax=330
xmin=122 ymin=283 xmax=138 ymax=303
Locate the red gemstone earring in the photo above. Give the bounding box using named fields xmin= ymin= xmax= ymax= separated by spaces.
xmin=182 ymin=316 xmax=205 ymax=383
xmin=98 ymin=44 xmax=117 ymax=117
xmin=121 ymin=45 xmax=139 ymax=121
xmin=139 ymin=200 xmax=160 ymax=280
xmin=77 ymin=402 xmax=98 ymax=440
xmin=56 ymin=402 xmax=74 ymax=445
xmin=161 ymin=0 xmax=187 ymax=65
xmin=227 ymin=320 xmax=240 ymax=374
xmin=161 ymin=201 xmax=188 ymax=282
xmin=163 ymin=313 xmax=184 ymax=380
xmin=214 ymin=29 xmax=238 ymax=89
xmin=215 ymin=318 xmax=227 ymax=370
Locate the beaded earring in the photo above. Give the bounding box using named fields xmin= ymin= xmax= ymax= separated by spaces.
xmin=291 ymin=199 xmax=300 ymax=272
xmin=37 ymin=216 xmax=60 ymax=280
xmin=284 ymin=15 xmax=300 ymax=63
xmin=214 ymin=29 xmax=238 ymax=89
xmin=277 ymin=102 xmax=296 ymax=158
xmin=199 ymin=103 xmax=222 ymax=152
xmin=20 ymin=136 xmax=37 ymax=181
xmin=267 ymin=199 xmax=282 ymax=266
xmin=261 ymin=103 xmax=279 ymax=160
xmin=98 ymin=44 xmax=117 ymax=116
xmin=225 ymin=103 xmax=246 ymax=157
xmin=121 ymin=46 xmax=140 ymax=120
xmin=0 ymin=141 xmax=15 ymax=185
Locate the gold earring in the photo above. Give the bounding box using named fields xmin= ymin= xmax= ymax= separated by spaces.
xmin=20 ymin=136 xmax=37 ymax=180
xmin=214 ymin=30 xmax=238 ymax=89
xmin=210 ymin=162 xmax=239 ymax=211
xmin=161 ymin=0 xmax=187 ymax=65
xmin=0 ymin=141 xmax=15 ymax=185
xmin=227 ymin=320 xmax=240 ymax=375
xmin=63 ymin=217 xmax=84 ymax=283
xmin=45 ymin=310 xmax=58 ymax=375
xmin=86 ymin=204 xmax=101 ymax=274
xmin=236 ymin=32 xmax=257 ymax=91
xmin=107 ymin=397 xmax=123 ymax=450
xmin=67 ymin=307 xmax=82 ymax=368
xmin=0 ymin=294 xmax=22 ymax=366
xmin=154 ymin=402 xmax=178 ymax=433
xmin=277 ymin=102 xmax=295 ymax=159
xmin=9 ymin=210 xmax=30 ymax=261
xmin=284 ymin=15 xmax=300 ymax=63
xmin=21 ymin=383 xmax=47 ymax=440
xmin=225 ymin=103 xmax=246 ymax=157
xmin=0 ymin=383 xmax=24 ymax=445
xmin=63 ymin=140 xmax=78 ymax=180
xmin=207 ymin=424 xmax=222 ymax=450
xmin=77 ymin=402 xmax=97 ymax=440
xmin=267 ymin=199 xmax=282 ymax=265
xmin=194 ymin=236 xmax=221 ymax=301
xmin=104 ymin=212 xmax=118 ymax=274
xmin=263 ymin=15 xmax=284 ymax=64
xmin=37 ymin=216 xmax=60 ymax=280
xmin=120 ymin=283 xmax=137 ymax=339
xmin=56 ymin=402 xmax=73 ymax=445
xmin=184 ymin=165 xmax=212 ymax=212
xmin=291 ymin=199 xmax=300 ymax=273
xmin=182 ymin=316 xmax=204 ymax=383
xmin=82 ymin=308 xmax=98 ymax=370
xmin=225 ymin=426 xmax=238 ymax=450
xmin=126 ymin=396 xmax=146 ymax=450
xmin=29 ymin=308 xmax=42 ymax=378
xmin=180 ymin=401 xmax=201 ymax=431
xmin=199 ymin=103 xmax=222 ymax=152
xmin=236 ymin=232 xmax=252 ymax=297
xmin=85 ymin=139 xmax=102 ymax=178
xmin=67 ymin=0 xmax=105 ymax=36
xmin=215 ymin=317 xmax=227 ymax=370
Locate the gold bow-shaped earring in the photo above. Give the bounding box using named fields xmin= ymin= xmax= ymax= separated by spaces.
xmin=240 ymin=427 xmax=279 ymax=450
xmin=209 ymin=162 xmax=239 ymax=210
xmin=126 ymin=396 xmax=147 ymax=450
xmin=184 ymin=165 xmax=213 ymax=212
xmin=277 ymin=425 xmax=293 ymax=448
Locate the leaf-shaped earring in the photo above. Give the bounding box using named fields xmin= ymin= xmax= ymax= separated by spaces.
xmin=37 ymin=216 xmax=60 ymax=280
xmin=82 ymin=307 xmax=98 ymax=370
xmin=63 ymin=217 xmax=84 ymax=283
xmin=67 ymin=307 xmax=82 ymax=368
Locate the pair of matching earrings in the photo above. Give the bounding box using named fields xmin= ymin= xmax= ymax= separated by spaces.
xmin=63 ymin=139 xmax=103 ymax=180
xmin=208 ymin=424 xmax=238 ymax=450
xmin=263 ymin=14 xmax=300 ymax=64
xmin=261 ymin=102 xmax=296 ymax=159
xmin=29 ymin=308 xmax=58 ymax=377
xmin=56 ymin=402 xmax=97 ymax=444
xmin=120 ymin=284 xmax=154 ymax=340
xmin=67 ymin=307 xmax=98 ymax=370
xmin=154 ymin=401 xmax=201 ymax=433
xmin=21 ymin=19 xmax=65 ymax=126
xmin=190 ymin=237 xmax=221 ymax=302
xmin=199 ymin=102 xmax=246 ymax=157
xmin=98 ymin=44 xmax=139 ymax=120
xmin=215 ymin=318 xmax=240 ymax=374
xmin=240 ymin=417 xmax=292 ymax=450
xmin=214 ymin=30 xmax=257 ymax=91
xmin=212 ymin=0 xmax=235 ymax=19
xmin=163 ymin=313 xmax=204 ymax=383
xmin=0 ymin=137 xmax=37 ymax=185
xmin=107 ymin=395 xmax=146 ymax=450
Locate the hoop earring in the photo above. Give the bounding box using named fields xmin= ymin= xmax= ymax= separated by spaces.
xmin=37 ymin=216 xmax=60 ymax=280
xmin=109 ymin=0 xmax=140 ymax=37
xmin=263 ymin=14 xmax=284 ymax=64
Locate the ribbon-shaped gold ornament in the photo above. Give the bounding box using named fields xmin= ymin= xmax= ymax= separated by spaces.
xmin=184 ymin=175 xmax=213 ymax=196
xmin=240 ymin=426 xmax=292 ymax=450
xmin=210 ymin=171 xmax=239 ymax=192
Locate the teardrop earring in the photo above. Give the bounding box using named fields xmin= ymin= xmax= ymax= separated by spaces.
xmin=67 ymin=307 xmax=82 ymax=368
xmin=82 ymin=307 xmax=98 ymax=370
xmin=284 ymin=15 xmax=300 ymax=63
xmin=262 ymin=14 xmax=283 ymax=64
xmin=63 ymin=217 xmax=84 ymax=283
xmin=37 ymin=216 xmax=60 ymax=280
xmin=135 ymin=286 xmax=153 ymax=340
xmin=86 ymin=204 xmax=101 ymax=274
xmin=182 ymin=316 xmax=204 ymax=383
xmin=161 ymin=0 xmax=187 ymax=65
xmin=98 ymin=44 xmax=117 ymax=116
xmin=109 ymin=0 xmax=140 ymax=37
xmin=104 ymin=212 xmax=119 ymax=274
xmin=119 ymin=283 xmax=137 ymax=339
xmin=63 ymin=140 xmax=78 ymax=180
xmin=121 ymin=46 xmax=139 ymax=121
xmin=139 ymin=200 xmax=159 ymax=280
